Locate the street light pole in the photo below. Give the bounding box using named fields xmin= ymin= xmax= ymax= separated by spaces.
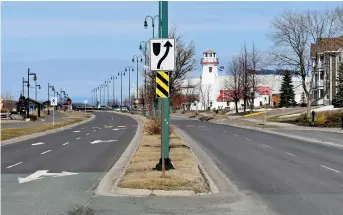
xmin=27 ymin=68 xmax=37 ymax=118
xmin=124 ymin=66 xmax=134 ymax=109
xmin=111 ymin=75 xmax=117 ymax=107
xmin=118 ymin=71 xmax=125 ymax=111
xmin=132 ymin=55 xmax=143 ymax=111
xmin=144 ymin=15 xmax=159 ymax=38
xmin=35 ymin=82 xmax=41 ymax=101
xmin=139 ymin=41 xmax=149 ymax=117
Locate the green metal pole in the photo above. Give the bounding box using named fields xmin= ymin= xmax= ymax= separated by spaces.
xmin=137 ymin=60 xmax=139 ymax=111
xmin=161 ymin=0 xmax=171 ymax=164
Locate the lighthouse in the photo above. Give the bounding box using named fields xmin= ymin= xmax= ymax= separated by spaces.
xmin=200 ymin=50 xmax=220 ymax=109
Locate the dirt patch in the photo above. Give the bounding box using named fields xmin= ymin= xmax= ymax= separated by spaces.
xmin=118 ymin=115 xmax=209 ymax=193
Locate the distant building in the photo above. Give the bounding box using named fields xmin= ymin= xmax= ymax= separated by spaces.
xmin=176 ymin=50 xmax=309 ymax=111
xmin=311 ymin=35 xmax=343 ymax=105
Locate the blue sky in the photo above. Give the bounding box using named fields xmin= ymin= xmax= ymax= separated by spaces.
xmin=1 ymin=1 xmax=341 ymax=103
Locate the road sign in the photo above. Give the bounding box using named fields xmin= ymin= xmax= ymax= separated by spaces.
xmin=50 ymin=97 xmax=58 ymax=106
xmin=84 ymin=100 xmax=88 ymax=104
xmin=150 ymin=39 xmax=175 ymax=71
xmin=156 ymin=71 xmax=169 ymax=98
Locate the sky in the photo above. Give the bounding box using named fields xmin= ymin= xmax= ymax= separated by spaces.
xmin=1 ymin=1 xmax=342 ymax=103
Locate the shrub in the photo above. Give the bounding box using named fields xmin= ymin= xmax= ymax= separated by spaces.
xmin=144 ymin=118 xmax=174 ymax=135
xmin=314 ymin=112 xmax=327 ymax=126
xmin=1 ymin=108 xmax=9 ymax=113
xmin=29 ymin=114 xmax=38 ymax=121
xmin=325 ymin=111 xmax=343 ymax=127
xmin=293 ymin=113 xmax=311 ymax=126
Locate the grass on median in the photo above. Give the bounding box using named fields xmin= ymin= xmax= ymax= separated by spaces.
xmin=118 ymin=115 xmax=210 ymax=193
xmin=0 ymin=111 xmax=93 ymax=141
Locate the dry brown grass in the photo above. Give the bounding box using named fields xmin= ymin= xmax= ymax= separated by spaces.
xmin=118 ymin=117 xmax=209 ymax=193
xmin=1 ymin=118 xmax=84 ymax=141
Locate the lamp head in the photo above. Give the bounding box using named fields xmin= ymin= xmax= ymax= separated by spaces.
xmin=140 ymin=58 xmax=143 ymax=63
xmin=132 ymin=58 xmax=134 ymax=63
xmin=144 ymin=20 xmax=148 ymax=29
xmin=33 ymin=75 xmax=37 ymax=81
xmin=139 ymin=44 xmax=142 ymax=50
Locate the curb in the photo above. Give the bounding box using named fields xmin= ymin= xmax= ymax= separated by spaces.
xmin=213 ymin=121 xmax=343 ymax=149
xmin=95 ymin=113 xmax=143 ymax=197
xmin=1 ymin=114 xmax=96 ymax=146
xmin=95 ymin=113 xmax=219 ymax=197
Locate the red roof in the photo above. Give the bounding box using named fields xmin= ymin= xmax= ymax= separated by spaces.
xmin=203 ymin=50 xmax=215 ymax=54
xmin=256 ymin=86 xmax=272 ymax=95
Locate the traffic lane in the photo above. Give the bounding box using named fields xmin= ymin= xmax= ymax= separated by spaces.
xmin=173 ymin=119 xmax=343 ymax=173
xmin=2 ymin=112 xmax=137 ymax=174
xmin=174 ymin=119 xmax=343 ymax=215
xmin=1 ymin=112 xmax=108 ymax=170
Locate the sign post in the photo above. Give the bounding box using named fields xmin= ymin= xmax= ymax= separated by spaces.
xmin=50 ymin=97 xmax=58 ymax=126
xmin=84 ymin=100 xmax=88 ymax=116
xmin=151 ymin=1 xmax=174 ymax=173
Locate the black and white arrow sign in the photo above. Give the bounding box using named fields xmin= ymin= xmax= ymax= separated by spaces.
xmin=150 ymin=38 xmax=175 ymax=71
xmin=50 ymin=97 xmax=58 ymax=106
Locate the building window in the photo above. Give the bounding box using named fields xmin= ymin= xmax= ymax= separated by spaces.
xmin=210 ymin=102 xmax=213 ymax=107
xmin=320 ymin=72 xmax=324 ymax=80
xmin=320 ymin=54 xmax=324 ymax=61
xmin=213 ymin=53 xmax=216 ymax=57
xmin=209 ymin=67 xmax=212 ymax=73
xmin=320 ymin=89 xmax=324 ymax=98
xmin=204 ymin=53 xmax=208 ymax=57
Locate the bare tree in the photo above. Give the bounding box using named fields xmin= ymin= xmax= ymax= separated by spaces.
xmin=224 ymin=56 xmax=243 ymax=114
xmin=1 ymin=91 xmax=15 ymax=110
xmin=239 ymin=43 xmax=251 ymax=114
xmin=335 ymin=6 xmax=343 ymax=31
xmin=199 ymin=82 xmax=212 ymax=111
xmin=168 ymin=26 xmax=197 ymax=106
xmin=182 ymin=79 xmax=197 ymax=111
xmin=269 ymin=9 xmax=338 ymax=116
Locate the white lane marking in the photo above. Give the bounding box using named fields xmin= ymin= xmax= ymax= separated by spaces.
xmin=76 ymin=137 xmax=81 ymax=140
xmin=90 ymin=140 xmax=118 ymax=144
xmin=113 ymin=128 xmax=121 ymax=131
xmin=85 ymin=133 xmax=90 ymax=135
xmin=320 ymin=165 xmax=341 ymax=173
xmin=262 ymin=144 xmax=272 ymax=148
xmin=41 ymin=150 xmax=51 ymax=155
xmin=233 ymin=134 xmax=238 ymax=136
xmin=7 ymin=162 xmax=23 ymax=169
xmin=92 ymin=127 xmax=100 ymax=129
xmin=117 ymin=126 xmax=127 ymax=128
xmin=93 ymin=130 xmax=96 ymax=132
xmin=73 ymin=130 xmax=81 ymax=133
xmin=285 ymin=152 xmax=296 ymax=157
xmin=31 ymin=142 xmax=45 ymax=146
xmin=246 ymin=138 xmax=251 ymax=141
xmin=223 ymin=131 xmax=227 ymax=133
xmin=62 ymin=142 xmax=69 ymax=146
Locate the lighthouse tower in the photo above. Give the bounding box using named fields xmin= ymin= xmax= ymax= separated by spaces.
xmin=200 ymin=50 xmax=219 ymax=109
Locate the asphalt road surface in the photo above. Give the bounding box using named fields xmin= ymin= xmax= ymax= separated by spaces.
xmin=1 ymin=111 xmax=137 ymax=215
xmin=171 ymin=117 xmax=343 ymax=215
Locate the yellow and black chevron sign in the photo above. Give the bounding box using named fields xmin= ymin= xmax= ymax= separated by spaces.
xmin=156 ymin=71 xmax=169 ymax=98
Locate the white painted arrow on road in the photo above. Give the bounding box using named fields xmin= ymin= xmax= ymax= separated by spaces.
xmin=18 ymin=170 xmax=79 ymax=184
xmin=90 ymin=140 xmax=118 ymax=144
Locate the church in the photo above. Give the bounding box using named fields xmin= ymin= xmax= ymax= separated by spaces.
xmin=176 ymin=50 xmax=308 ymax=111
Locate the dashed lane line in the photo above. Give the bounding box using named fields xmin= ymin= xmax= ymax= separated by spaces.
xmin=285 ymin=152 xmax=296 ymax=157
xmin=320 ymin=165 xmax=341 ymax=173
xmin=62 ymin=142 xmax=69 ymax=146
xmin=76 ymin=137 xmax=81 ymax=140
xmin=6 ymin=162 xmax=23 ymax=169
xmin=41 ymin=150 xmax=51 ymax=155
xmin=262 ymin=144 xmax=272 ymax=148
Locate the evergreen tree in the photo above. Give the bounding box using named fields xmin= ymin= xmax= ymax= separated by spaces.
xmin=300 ymin=92 xmax=306 ymax=107
xmin=279 ymin=70 xmax=296 ymax=107
xmin=335 ymin=62 xmax=343 ymax=107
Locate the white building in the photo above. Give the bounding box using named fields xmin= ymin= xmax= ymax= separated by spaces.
xmin=180 ymin=50 xmax=310 ymax=111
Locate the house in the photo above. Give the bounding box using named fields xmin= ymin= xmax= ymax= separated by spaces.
xmin=311 ymin=35 xmax=343 ymax=105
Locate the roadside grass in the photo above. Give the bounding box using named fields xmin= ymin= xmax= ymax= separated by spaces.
xmin=118 ymin=115 xmax=209 ymax=193
xmin=1 ymin=118 xmax=83 ymax=141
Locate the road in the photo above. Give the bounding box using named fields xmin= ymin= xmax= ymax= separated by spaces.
xmin=1 ymin=111 xmax=137 ymax=215
xmin=171 ymin=117 xmax=343 ymax=215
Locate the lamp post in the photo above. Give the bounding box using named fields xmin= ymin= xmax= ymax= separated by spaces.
xmin=124 ymin=66 xmax=134 ymax=109
xmin=94 ymin=88 xmax=98 ymax=107
xmin=139 ymin=41 xmax=149 ymax=117
xmin=27 ymin=68 xmax=37 ymax=118
xmin=35 ymin=83 xmax=41 ymax=101
xmin=118 ymin=71 xmax=125 ymax=111
xmin=132 ymin=55 xmax=143 ymax=111
xmin=111 ymin=75 xmax=117 ymax=107
xmin=144 ymin=15 xmax=159 ymax=38
xmin=47 ymin=83 xmax=54 ymax=115
xmin=105 ymin=80 xmax=110 ymax=107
